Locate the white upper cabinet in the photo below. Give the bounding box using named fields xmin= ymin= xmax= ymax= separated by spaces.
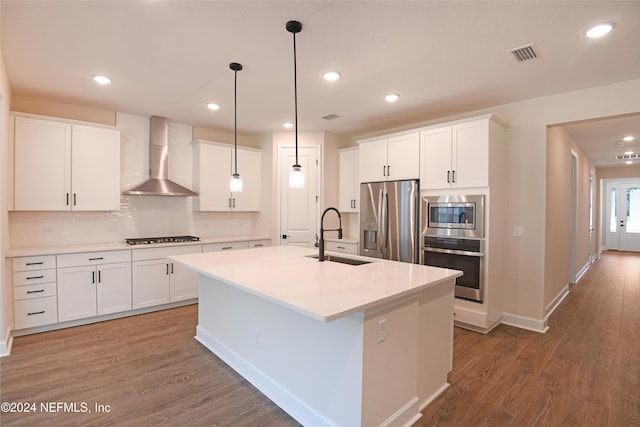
xmin=358 ymin=132 xmax=419 ymax=182
xmin=420 ymin=117 xmax=497 ymax=190
xmin=338 ymin=147 xmax=360 ymax=212
xmin=13 ymin=116 xmax=121 ymax=211
xmin=192 ymin=140 xmax=261 ymax=212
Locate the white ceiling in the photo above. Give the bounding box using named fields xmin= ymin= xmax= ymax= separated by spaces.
xmin=2 ymin=1 xmax=640 ymax=166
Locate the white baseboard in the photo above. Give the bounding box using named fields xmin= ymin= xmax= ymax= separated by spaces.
xmin=500 ymin=313 xmax=548 ymax=333
xmin=575 ymin=261 xmax=590 ymax=283
xmin=0 ymin=326 xmax=12 ymax=357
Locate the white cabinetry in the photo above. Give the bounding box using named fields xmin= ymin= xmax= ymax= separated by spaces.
xmin=338 ymin=147 xmax=360 ymax=212
xmin=203 ymin=241 xmax=249 ymax=252
xmin=420 ymin=118 xmax=500 ymax=190
xmin=13 ymin=116 xmax=121 ymax=211
xmin=325 ymin=239 xmax=358 ymax=255
xmin=57 ymin=251 xmax=132 ymax=322
xmin=132 ymin=245 xmax=202 ymax=309
xmin=12 ymin=255 xmax=58 ymax=330
xmin=358 ymin=132 xmax=419 ymax=182
xmin=192 ymin=140 xmax=261 ymax=212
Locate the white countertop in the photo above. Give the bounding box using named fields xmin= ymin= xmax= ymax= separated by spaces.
xmin=170 ymin=245 xmax=461 ymax=322
xmin=5 ymin=234 xmax=270 ymax=257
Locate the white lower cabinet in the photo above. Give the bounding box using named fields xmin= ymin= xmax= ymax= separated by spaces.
xmin=325 ymin=240 xmax=358 ymax=255
xmin=131 ymin=245 xmax=202 ymax=309
xmin=203 ymin=241 xmax=250 ymax=252
xmin=57 ymin=250 xmax=132 ymax=322
xmin=12 ymin=255 xmax=58 ymax=330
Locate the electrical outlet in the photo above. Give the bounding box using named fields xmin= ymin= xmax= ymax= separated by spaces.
xmin=513 ymin=226 xmax=525 ymax=237
xmin=377 ymin=319 xmax=387 ymax=344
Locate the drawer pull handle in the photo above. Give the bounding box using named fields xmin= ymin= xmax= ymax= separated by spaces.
xmin=254 ymin=244 xmax=263 ymax=247
xmin=337 ymin=246 xmax=346 ymax=250
xmin=89 ymin=257 xmax=104 ymax=261
xmin=27 ymin=289 xmax=45 ymax=294
xmin=26 ymin=275 xmax=45 ymax=280
xmin=27 ymin=310 xmax=45 ymax=316
xmin=26 ymin=262 xmax=44 ymax=266
xmin=222 ymin=246 xmax=232 ymax=250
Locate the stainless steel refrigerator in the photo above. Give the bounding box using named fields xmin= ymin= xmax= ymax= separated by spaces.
xmin=359 ymin=179 xmax=419 ymax=263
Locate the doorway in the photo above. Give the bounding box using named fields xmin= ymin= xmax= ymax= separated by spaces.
xmin=604 ymin=179 xmax=640 ymax=252
xmin=278 ymin=145 xmax=320 ymax=247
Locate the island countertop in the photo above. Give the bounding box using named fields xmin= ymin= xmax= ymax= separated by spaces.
xmin=169 ymin=245 xmax=462 ymax=322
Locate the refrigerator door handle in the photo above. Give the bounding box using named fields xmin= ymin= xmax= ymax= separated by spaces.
xmin=380 ymin=186 xmax=388 ymax=256
xmin=377 ymin=186 xmax=385 ymax=255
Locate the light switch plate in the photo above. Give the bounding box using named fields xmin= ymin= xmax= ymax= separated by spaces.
xmin=513 ymin=226 xmax=525 ymax=237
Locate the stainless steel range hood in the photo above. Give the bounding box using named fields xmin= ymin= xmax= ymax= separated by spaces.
xmin=123 ymin=116 xmax=197 ymax=197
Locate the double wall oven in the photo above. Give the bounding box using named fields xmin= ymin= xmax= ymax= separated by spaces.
xmin=421 ymin=195 xmax=485 ymax=303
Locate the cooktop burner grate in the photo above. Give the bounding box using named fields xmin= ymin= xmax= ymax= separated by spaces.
xmin=125 ymin=236 xmax=200 ymax=245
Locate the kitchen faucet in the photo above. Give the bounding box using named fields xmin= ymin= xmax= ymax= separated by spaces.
xmin=319 ymin=207 xmax=343 ymax=261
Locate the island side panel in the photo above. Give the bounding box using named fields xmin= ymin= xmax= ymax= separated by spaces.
xmin=417 ymin=279 xmax=455 ymax=409
xmin=195 ymin=274 xmax=365 ymax=427
xmin=362 ymin=298 xmax=421 ymax=427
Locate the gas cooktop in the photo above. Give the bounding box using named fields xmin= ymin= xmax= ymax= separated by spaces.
xmin=125 ymin=236 xmax=200 ymax=245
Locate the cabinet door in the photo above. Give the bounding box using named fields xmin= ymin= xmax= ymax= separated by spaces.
xmin=71 ymin=125 xmax=121 ymax=210
xmin=359 ymin=138 xmax=388 ymax=182
xmin=387 ymin=133 xmax=420 ymax=180
xmin=420 ymin=127 xmax=453 ymax=190
xmin=338 ymin=149 xmax=359 ymax=212
xmin=132 ymin=259 xmax=171 ymax=309
xmin=452 ymin=120 xmax=489 ymax=188
xmin=57 ymin=266 xmax=97 ymax=322
xmin=194 ymin=143 xmax=232 ymax=211
xmin=14 ymin=117 xmax=71 ymax=210
xmin=170 ymin=261 xmax=199 ymax=301
xmin=97 ymin=262 xmax=132 ymax=315
xmin=232 ymin=148 xmax=261 ymax=211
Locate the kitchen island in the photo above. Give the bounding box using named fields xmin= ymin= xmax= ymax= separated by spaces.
xmin=169 ymin=245 xmax=461 ymax=427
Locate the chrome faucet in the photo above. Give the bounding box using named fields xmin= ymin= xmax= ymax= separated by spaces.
xmin=319 ymin=207 xmax=343 ymax=261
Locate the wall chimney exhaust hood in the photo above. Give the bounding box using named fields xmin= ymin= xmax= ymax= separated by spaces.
xmin=123 ymin=116 xmax=198 ymax=197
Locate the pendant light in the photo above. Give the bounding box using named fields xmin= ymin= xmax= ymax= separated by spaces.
xmin=229 ymin=62 xmax=243 ymax=192
xmin=286 ymin=20 xmax=305 ymax=188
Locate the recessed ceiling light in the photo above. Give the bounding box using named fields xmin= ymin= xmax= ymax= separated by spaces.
xmin=385 ymin=94 xmax=399 ymax=103
xmin=624 ymin=151 xmax=634 ymax=155
xmin=283 ymin=122 xmax=294 ymax=129
xmin=206 ymin=103 xmax=220 ymax=111
xmin=323 ymin=71 xmax=341 ymax=81
xmin=92 ymin=75 xmax=111 ymax=85
xmin=626 ymin=160 xmax=633 ymax=165
xmin=585 ymin=22 xmax=614 ymax=38
xmin=623 ymin=135 xmax=635 ymax=142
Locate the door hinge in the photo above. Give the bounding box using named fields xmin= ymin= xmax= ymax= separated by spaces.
xmin=316 ymin=195 xmax=319 ymax=203
xmin=316 ymin=159 xmax=319 ymax=165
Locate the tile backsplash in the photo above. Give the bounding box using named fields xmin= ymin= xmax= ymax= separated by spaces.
xmin=9 ymin=112 xmax=262 ymax=248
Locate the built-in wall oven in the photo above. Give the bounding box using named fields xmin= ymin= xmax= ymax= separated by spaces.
xmin=421 ymin=195 xmax=485 ymax=303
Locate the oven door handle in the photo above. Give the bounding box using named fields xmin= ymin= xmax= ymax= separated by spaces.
xmin=422 ymin=247 xmax=484 ymax=257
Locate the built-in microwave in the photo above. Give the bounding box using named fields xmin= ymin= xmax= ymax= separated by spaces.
xmin=421 ymin=195 xmax=485 ymax=238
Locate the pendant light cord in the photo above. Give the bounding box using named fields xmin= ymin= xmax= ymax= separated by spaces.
xmin=234 ymin=67 xmax=238 ymax=175
xmin=293 ymin=30 xmax=299 ymax=167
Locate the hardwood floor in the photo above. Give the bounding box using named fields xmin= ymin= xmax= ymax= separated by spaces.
xmin=1 ymin=250 xmax=638 ymax=426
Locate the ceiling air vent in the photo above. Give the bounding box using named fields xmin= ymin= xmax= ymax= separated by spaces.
xmin=322 ymin=113 xmax=340 ymax=120
xmin=616 ymin=153 xmax=640 ymax=160
xmin=508 ymin=43 xmax=540 ymax=63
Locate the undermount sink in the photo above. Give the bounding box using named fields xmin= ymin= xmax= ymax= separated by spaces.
xmin=306 ymin=254 xmax=371 ymax=266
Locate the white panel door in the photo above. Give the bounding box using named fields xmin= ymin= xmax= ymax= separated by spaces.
xmin=605 ymin=180 xmax=640 ymax=252
xmin=71 ymin=125 xmax=121 ymax=211
xmin=279 ymin=146 xmax=319 ymax=247
xmin=14 ymin=117 xmax=71 ymax=210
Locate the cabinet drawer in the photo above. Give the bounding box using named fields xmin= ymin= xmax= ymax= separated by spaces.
xmin=131 ymin=244 xmax=202 ymax=261
xmin=203 ymin=241 xmax=249 ymax=252
xmin=325 ymin=240 xmax=358 ymax=254
xmin=14 ymin=282 xmax=57 ymax=301
xmin=249 ymin=240 xmax=270 ymax=248
xmin=57 ymin=250 xmax=131 ymax=268
xmin=13 ymin=269 xmax=57 ymax=286
xmin=14 ymin=296 xmax=58 ymax=329
xmin=13 ymin=255 xmax=56 ymax=272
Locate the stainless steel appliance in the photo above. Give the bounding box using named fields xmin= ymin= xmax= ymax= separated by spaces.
xmin=422 ymin=236 xmax=484 ymax=302
xmin=421 ymin=194 xmax=485 ymax=302
xmin=359 ymin=180 xmax=419 ymax=263
xmin=125 ymin=235 xmax=200 ymax=245
xmin=421 ymin=194 xmax=484 ymax=238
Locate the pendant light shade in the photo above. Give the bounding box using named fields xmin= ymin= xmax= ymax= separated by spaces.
xmin=229 ymin=62 xmax=243 ymax=192
xmin=286 ymin=20 xmax=305 ymax=189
